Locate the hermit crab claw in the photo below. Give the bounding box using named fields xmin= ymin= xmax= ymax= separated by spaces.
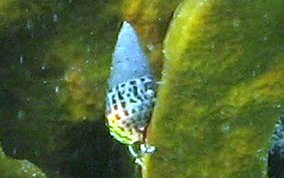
xmin=108 ymin=21 xmax=154 ymax=87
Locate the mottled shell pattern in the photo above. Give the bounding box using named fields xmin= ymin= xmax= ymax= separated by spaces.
xmin=106 ymin=76 xmax=156 ymax=145
xmin=105 ymin=21 xmax=156 ymax=146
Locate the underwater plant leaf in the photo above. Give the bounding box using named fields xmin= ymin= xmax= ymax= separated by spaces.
xmin=0 ymin=146 xmax=46 ymax=178
xmin=145 ymin=0 xmax=284 ymax=177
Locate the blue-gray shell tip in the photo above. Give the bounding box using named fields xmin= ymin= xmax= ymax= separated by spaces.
xmin=108 ymin=21 xmax=154 ymax=87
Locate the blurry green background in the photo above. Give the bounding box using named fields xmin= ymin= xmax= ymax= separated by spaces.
xmin=0 ymin=0 xmax=283 ymax=178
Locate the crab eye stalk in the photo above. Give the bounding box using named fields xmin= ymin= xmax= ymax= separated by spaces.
xmin=105 ymin=21 xmax=156 ymax=161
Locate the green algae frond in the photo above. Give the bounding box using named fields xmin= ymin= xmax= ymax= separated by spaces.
xmin=145 ymin=0 xmax=284 ymax=177
xmin=0 ymin=145 xmax=46 ymax=178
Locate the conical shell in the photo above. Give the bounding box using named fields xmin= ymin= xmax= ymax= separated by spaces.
xmin=108 ymin=21 xmax=154 ymax=87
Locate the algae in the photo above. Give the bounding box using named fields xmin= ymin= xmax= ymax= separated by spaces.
xmin=0 ymin=145 xmax=46 ymax=178
xmin=145 ymin=0 xmax=284 ymax=178
xmin=0 ymin=0 xmax=180 ymax=177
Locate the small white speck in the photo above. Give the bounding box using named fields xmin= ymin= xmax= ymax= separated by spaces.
xmin=26 ymin=20 xmax=33 ymax=30
xmin=17 ymin=110 xmax=24 ymax=120
xmin=232 ymin=19 xmax=240 ymax=28
xmin=147 ymin=43 xmax=155 ymax=51
xmin=86 ymin=45 xmax=90 ymax=53
xmin=13 ymin=148 xmax=17 ymax=155
xmin=53 ymin=13 xmax=59 ymax=22
xmin=251 ymin=70 xmax=256 ymax=77
xmin=55 ymin=86 xmax=59 ymax=93
xmin=43 ymin=80 xmax=47 ymax=84
xmin=264 ymin=12 xmax=268 ymax=19
xmin=140 ymin=144 xmax=156 ymax=154
xmin=19 ymin=56 xmax=24 ymax=64
xmin=41 ymin=65 xmax=46 ymax=70
xmin=221 ymin=124 xmax=230 ymax=133
xmin=263 ymin=36 xmax=267 ymax=42
xmin=210 ymin=42 xmax=215 ymax=49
